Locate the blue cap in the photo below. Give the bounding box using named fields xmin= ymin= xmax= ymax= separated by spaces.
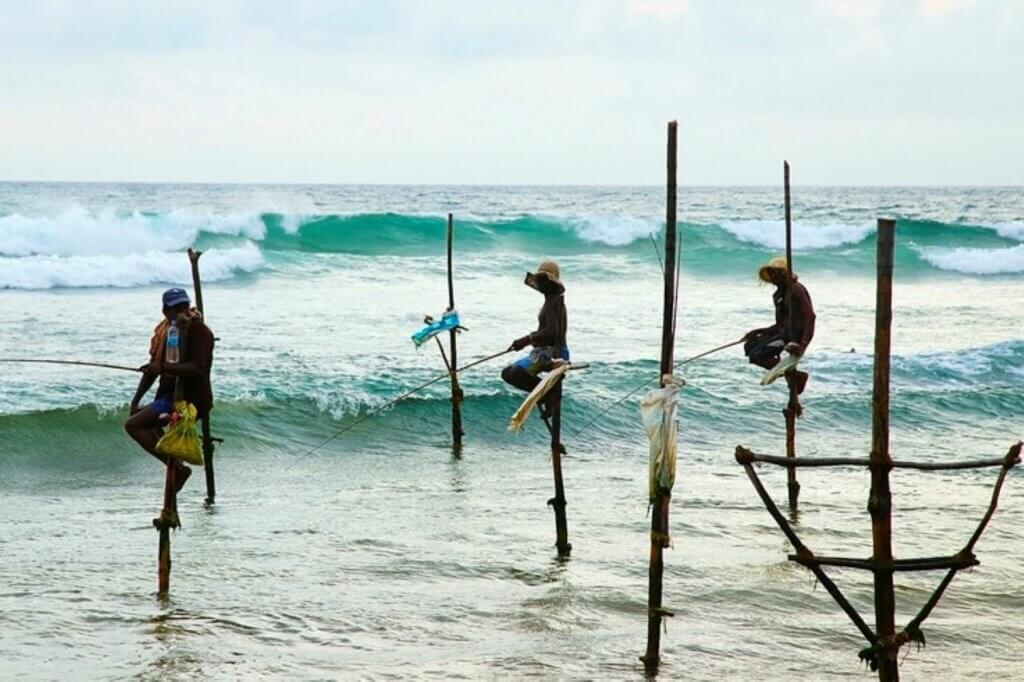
xmin=162 ymin=288 xmax=190 ymax=308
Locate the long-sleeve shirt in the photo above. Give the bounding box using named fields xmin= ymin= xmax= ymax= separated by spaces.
xmin=528 ymin=293 xmax=568 ymax=353
xmin=773 ymin=280 xmax=816 ymax=348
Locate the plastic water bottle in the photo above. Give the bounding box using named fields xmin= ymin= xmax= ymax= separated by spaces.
xmin=165 ymin=321 xmax=180 ymax=364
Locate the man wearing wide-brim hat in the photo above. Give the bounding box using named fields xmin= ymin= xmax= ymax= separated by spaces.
xmin=501 ymin=260 xmax=570 ymax=416
xmin=744 ymin=256 xmax=815 ymax=394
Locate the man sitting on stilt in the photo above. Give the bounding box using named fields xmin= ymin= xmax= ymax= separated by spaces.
xmin=125 ymin=288 xmax=215 ymax=491
xmin=501 ymin=260 xmax=569 ymax=418
xmin=744 ymin=256 xmax=815 ymax=394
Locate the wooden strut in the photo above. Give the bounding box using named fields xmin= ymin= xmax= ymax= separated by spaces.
xmin=734 ymin=219 xmax=1020 ymax=679
xmin=446 ymin=214 xmax=464 ymax=450
xmin=547 ymin=379 xmax=571 ymax=557
xmin=187 ymin=248 xmax=217 ymax=505
xmin=783 ymin=161 xmax=801 ymax=513
xmin=642 ymin=119 xmax=679 ymax=674
xmin=154 ymin=319 xmax=191 ymax=596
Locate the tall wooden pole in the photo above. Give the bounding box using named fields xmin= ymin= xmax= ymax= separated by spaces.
xmin=870 ymin=219 xmax=898 ymax=681
xmin=156 ymin=465 xmax=176 ymax=595
xmin=446 ymin=214 xmax=464 ymax=449
xmin=548 ymin=380 xmax=571 ymax=557
xmin=187 ymin=248 xmax=216 ymax=504
xmin=783 ymin=161 xmax=801 ymax=512
xmin=155 ymin=319 xmax=190 ymax=596
xmin=643 ymin=120 xmax=678 ymax=673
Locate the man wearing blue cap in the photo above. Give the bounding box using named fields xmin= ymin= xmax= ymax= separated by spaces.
xmin=125 ymin=288 xmax=215 ymax=491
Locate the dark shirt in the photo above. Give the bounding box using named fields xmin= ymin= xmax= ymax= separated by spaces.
xmin=773 ymin=280 xmax=815 ymax=348
xmin=156 ymin=320 xmax=215 ymax=416
xmin=529 ymin=291 xmax=568 ymax=352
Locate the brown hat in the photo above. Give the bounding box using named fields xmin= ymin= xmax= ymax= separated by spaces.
xmin=758 ymin=256 xmax=790 ymax=283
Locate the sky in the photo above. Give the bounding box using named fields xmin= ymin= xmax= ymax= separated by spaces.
xmin=0 ymin=0 xmax=1021 ymax=185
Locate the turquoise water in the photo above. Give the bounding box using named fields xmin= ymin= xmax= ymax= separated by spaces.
xmin=1 ymin=183 xmax=1023 ymax=679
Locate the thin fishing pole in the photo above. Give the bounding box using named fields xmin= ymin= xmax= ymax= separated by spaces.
xmin=287 ymin=347 xmax=512 ymax=467
xmin=570 ymin=338 xmax=744 ymax=438
xmin=0 ymin=358 xmax=141 ymax=373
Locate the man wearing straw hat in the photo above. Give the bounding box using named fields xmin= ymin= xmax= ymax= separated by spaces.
xmin=502 ymin=260 xmax=569 ymax=416
xmin=744 ymin=256 xmax=815 ymax=394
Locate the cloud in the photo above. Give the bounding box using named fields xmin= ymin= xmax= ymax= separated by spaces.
xmin=824 ymin=0 xmax=880 ymax=21
xmin=627 ymin=0 xmax=689 ymax=20
xmin=918 ymin=0 xmax=978 ymax=17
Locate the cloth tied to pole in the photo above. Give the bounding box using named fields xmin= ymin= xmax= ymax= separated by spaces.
xmin=508 ymin=362 xmax=569 ymax=432
xmin=411 ymin=310 xmax=462 ymax=347
xmin=641 ymin=379 xmax=680 ymax=504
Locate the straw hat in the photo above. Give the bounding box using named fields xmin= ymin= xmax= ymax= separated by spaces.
xmin=531 ymin=260 xmax=561 ymax=284
xmin=758 ymin=256 xmax=790 ymax=283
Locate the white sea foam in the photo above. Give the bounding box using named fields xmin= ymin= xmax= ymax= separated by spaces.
xmin=0 ymin=243 xmax=263 ymax=290
xmin=916 ymin=245 xmax=1024 ymax=275
xmin=566 ymin=215 xmax=661 ymax=246
xmin=0 ymin=208 xmax=266 ymax=258
xmin=993 ymin=221 xmax=1024 ymax=242
xmin=718 ymin=220 xmax=875 ymax=250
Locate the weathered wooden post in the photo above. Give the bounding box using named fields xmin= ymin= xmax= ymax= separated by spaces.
xmin=642 ymin=119 xmax=678 ymax=673
xmin=548 ymin=380 xmax=570 ymax=557
xmin=446 ymin=214 xmax=464 ymax=449
xmin=783 ymin=161 xmax=801 ymax=512
xmin=869 ymin=218 xmax=898 ymax=681
xmin=187 ymin=248 xmax=216 ymax=504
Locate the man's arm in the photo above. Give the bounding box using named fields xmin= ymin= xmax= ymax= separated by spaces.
xmin=130 ymin=371 xmax=159 ymax=413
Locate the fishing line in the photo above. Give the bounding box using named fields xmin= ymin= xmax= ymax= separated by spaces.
xmin=648 ymin=232 xmax=665 ymax=275
xmin=570 ymin=337 xmax=745 ymax=438
xmin=286 ymin=347 xmax=513 ymax=468
xmin=0 ymin=358 xmax=142 ymax=373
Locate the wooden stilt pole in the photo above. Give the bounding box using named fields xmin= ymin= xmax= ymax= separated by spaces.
xmin=187 ymin=249 xmax=216 ymax=505
xmin=156 ymin=464 xmax=177 ymax=595
xmin=783 ymin=161 xmax=801 ymax=512
xmin=548 ymin=379 xmax=571 ymax=557
xmin=154 ymin=320 xmax=190 ymax=596
xmin=446 ymin=214 xmax=464 ymax=450
xmin=643 ymin=119 xmax=679 ymax=673
xmin=870 ymin=219 xmax=898 ymax=681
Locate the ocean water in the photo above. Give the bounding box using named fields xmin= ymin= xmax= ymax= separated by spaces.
xmin=1 ymin=183 xmax=1022 ymax=680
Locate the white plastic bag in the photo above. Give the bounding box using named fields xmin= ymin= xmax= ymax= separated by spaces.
xmin=640 ymin=383 xmax=679 ymax=503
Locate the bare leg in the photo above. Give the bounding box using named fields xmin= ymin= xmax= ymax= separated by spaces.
xmin=125 ymin=407 xmax=192 ymax=491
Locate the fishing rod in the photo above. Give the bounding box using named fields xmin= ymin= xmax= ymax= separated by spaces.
xmin=0 ymin=358 xmax=142 ymax=373
xmin=287 ymin=347 xmax=514 ymax=467
xmin=571 ymin=337 xmax=745 ymax=438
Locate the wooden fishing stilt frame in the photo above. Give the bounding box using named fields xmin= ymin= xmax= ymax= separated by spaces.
xmin=187 ymin=248 xmax=221 ymax=504
xmin=641 ymin=120 xmax=680 ymax=673
xmin=735 ymin=219 xmax=1020 ymax=680
xmin=782 ymin=161 xmax=801 ymax=512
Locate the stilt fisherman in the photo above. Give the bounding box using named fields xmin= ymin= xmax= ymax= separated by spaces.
xmin=744 ymin=256 xmax=815 ymax=394
xmin=501 ymin=260 xmax=569 ymax=416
